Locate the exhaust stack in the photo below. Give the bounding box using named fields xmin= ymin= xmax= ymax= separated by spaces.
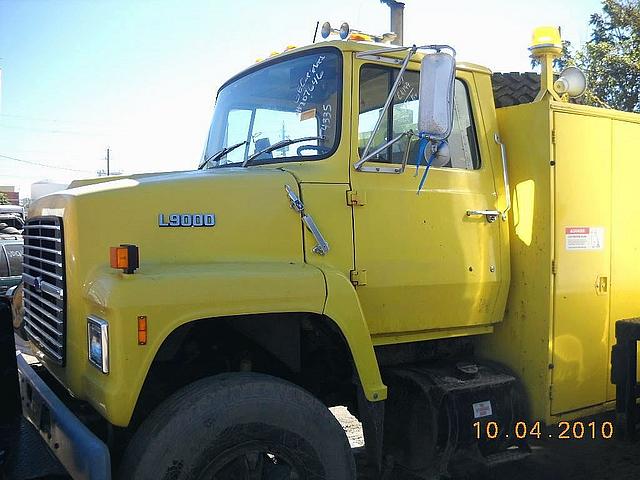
xmin=381 ymin=0 xmax=404 ymax=46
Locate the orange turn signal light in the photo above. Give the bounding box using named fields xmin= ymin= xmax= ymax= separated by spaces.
xmin=109 ymin=244 xmax=139 ymax=274
xmin=137 ymin=315 xmax=147 ymax=345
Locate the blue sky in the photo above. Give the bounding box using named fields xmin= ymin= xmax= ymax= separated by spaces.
xmin=0 ymin=0 xmax=602 ymax=198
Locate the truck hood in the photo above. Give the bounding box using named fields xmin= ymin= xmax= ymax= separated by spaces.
xmin=24 ymin=167 xmax=318 ymax=405
xmin=29 ymin=168 xmax=306 ymax=277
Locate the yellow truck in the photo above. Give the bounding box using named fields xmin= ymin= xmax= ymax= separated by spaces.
xmin=10 ymin=24 xmax=640 ymax=480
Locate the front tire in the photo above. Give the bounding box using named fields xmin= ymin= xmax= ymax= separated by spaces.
xmin=119 ymin=373 xmax=355 ymax=480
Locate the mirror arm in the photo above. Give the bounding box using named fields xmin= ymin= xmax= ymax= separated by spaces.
xmin=418 ymin=44 xmax=456 ymax=56
xmin=355 ymin=45 xmax=411 ymax=58
xmin=494 ymin=133 xmax=511 ymax=220
xmin=357 ymin=45 xmax=418 ymax=169
xmin=354 ymin=131 xmax=412 ymax=170
xmin=355 ymin=44 xmax=457 ymax=60
xmin=399 ymin=132 xmax=414 ymax=173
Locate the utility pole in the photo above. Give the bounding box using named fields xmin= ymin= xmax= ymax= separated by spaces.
xmin=97 ymin=149 xmax=121 ymax=177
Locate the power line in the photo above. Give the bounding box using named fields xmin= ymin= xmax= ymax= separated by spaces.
xmin=0 ymin=153 xmax=94 ymax=173
xmin=0 ymin=170 xmax=73 ymax=180
xmin=0 ymin=122 xmax=106 ymax=137
xmin=0 ymin=148 xmax=97 ymax=161
xmin=0 ymin=113 xmax=112 ymax=128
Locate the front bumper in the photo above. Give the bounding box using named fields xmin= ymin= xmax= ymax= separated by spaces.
xmin=17 ymin=353 xmax=111 ymax=480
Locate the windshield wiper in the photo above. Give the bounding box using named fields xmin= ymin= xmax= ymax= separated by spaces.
xmin=198 ymin=140 xmax=248 ymax=169
xmin=242 ymin=136 xmax=324 ymax=167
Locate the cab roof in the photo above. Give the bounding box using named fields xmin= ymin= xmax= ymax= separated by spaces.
xmin=243 ymin=39 xmax=492 ymax=77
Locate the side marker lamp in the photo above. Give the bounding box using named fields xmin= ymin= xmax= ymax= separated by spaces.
xmin=138 ymin=316 xmax=148 ymax=345
xmin=110 ymin=244 xmax=139 ymax=274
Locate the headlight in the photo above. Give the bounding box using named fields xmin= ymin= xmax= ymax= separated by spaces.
xmin=87 ymin=316 xmax=109 ymax=374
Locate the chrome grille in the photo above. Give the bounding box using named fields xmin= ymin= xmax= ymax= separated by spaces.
xmin=22 ymin=217 xmax=66 ymax=364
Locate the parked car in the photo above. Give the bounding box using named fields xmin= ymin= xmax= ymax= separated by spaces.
xmin=0 ymin=234 xmax=23 ymax=297
xmin=0 ymin=214 xmax=25 ymax=233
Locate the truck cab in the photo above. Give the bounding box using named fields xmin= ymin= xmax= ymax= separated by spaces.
xmin=199 ymin=40 xmax=510 ymax=342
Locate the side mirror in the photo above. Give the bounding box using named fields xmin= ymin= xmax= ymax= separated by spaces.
xmin=418 ymin=52 xmax=456 ymax=141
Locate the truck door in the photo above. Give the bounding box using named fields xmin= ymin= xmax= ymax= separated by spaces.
xmin=551 ymin=112 xmax=611 ymax=414
xmin=350 ymin=62 xmax=506 ymax=338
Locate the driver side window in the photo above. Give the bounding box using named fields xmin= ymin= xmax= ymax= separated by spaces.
xmin=358 ymin=65 xmax=481 ymax=170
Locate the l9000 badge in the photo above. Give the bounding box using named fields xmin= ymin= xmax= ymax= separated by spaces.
xmin=158 ymin=213 xmax=216 ymax=227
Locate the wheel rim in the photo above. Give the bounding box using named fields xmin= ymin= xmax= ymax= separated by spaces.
xmin=199 ymin=441 xmax=304 ymax=480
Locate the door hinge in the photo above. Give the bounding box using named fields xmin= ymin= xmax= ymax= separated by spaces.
xmin=551 ymin=259 xmax=557 ymax=275
xmin=347 ymin=190 xmax=366 ymax=206
xmin=350 ymin=269 xmax=367 ymax=286
xmin=549 ymin=384 xmax=553 ymax=400
xmin=551 ymin=129 xmax=557 ymax=144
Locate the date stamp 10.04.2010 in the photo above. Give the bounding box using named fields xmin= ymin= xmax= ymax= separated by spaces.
xmin=473 ymin=420 xmax=614 ymax=441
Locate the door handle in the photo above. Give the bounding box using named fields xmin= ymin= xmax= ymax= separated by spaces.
xmin=595 ymin=275 xmax=609 ymax=295
xmin=466 ymin=210 xmax=500 ymax=223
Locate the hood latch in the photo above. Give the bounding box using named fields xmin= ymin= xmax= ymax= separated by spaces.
xmin=285 ymin=185 xmax=330 ymax=256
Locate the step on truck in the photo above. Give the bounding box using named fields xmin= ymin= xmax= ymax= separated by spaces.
xmin=4 ymin=24 xmax=640 ymax=480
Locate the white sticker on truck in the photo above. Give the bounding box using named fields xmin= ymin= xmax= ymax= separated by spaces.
xmin=565 ymin=227 xmax=604 ymax=251
xmin=472 ymin=400 xmax=493 ymax=419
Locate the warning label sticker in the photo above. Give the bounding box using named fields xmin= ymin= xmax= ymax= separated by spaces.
xmin=472 ymin=401 xmax=493 ymax=419
xmin=565 ymin=227 xmax=604 ymax=251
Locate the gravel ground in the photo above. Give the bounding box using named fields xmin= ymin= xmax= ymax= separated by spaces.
xmin=331 ymin=406 xmax=640 ymax=480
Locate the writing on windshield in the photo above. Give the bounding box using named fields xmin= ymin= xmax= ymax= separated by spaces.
xmin=202 ymin=49 xmax=341 ymax=167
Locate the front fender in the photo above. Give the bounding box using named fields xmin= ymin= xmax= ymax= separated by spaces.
xmin=78 ymin=262 xmax=326 ymax=426
xmin=64 ymin=263 xmax=386 ymax=427
xmin=322 ymin=269 xmax=387 ymax=402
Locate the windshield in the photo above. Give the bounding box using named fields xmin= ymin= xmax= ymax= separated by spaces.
xmin=202 ymin=49 xmax=341 ymax=167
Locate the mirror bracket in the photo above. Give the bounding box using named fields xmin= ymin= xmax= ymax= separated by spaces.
xmin=358 ymin=131 xmax=416 ymax=174
xmin=355 ymin=131 xmax=415 ymax=172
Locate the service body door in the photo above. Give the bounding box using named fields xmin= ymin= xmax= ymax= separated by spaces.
xmin=551 ymin=112 xmax=611 ymax=414
xmin=351 ymin=62 xmax=505 ymax=337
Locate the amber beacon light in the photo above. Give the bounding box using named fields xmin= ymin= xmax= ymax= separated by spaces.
xmin=110 ymin=244 xmax=140 ymax=274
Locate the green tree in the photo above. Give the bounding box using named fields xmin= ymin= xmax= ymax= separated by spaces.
xmin=555 ymin=0 xmax=640 ymax=111
xmin=580 ymin=0 xmax=640 ymax=111
xmin=0 ymin=193 xmax=9 ymax=205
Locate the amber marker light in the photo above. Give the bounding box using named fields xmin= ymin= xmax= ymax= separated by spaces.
xmin=109 ymin=244 xmax=139 ymax=274
xmin=137 ymin=316 xmax=148 ymax=345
